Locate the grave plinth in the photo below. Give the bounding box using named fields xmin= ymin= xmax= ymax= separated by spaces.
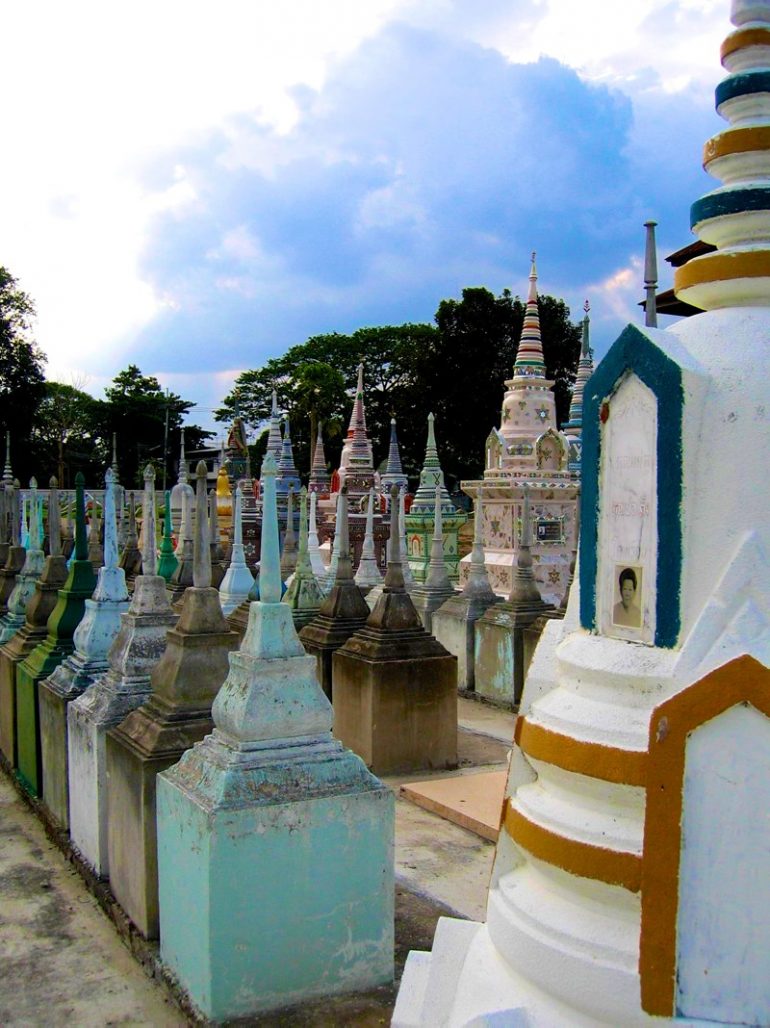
xmin=15 ymin=475 xmax=95 ymax=796
xmin=156 ymin=451 xmax=394 ymax=1021
xmin=68 ymin=575 xmax=177 ymax=876
xmin=107 ymin=462 xmax=238 ymax=938
xmin=299 ymin=489 xmax=370 ymax=701
xmin=39 ymin=469 xmax=128 ymax=829
xmin=333 ymin=486 xmax=457 ymax=775
xmin=0 ymin=553 xmax=68 ymax=767
xmin=432 ymin=504 xmax=500 ymax=692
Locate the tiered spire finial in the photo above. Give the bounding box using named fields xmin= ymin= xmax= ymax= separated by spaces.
xmin=308 ymin=421 xmax=331 ymax=495
xmin=675 ymin=0 xmax=770 ymax=309
xmin=564 ymin=300 xmax=593 ymax=439
xmin=409 ymin=413 xmax=452 ymax=516
xmin=3 ymin=432 xmax=12 ymax=487
xmin=512 ymin=252 xmax=546 ymax=379
xmin=265 ymin=389 xmax=284 ymax=460
xmin=177 ymin=429 xmax=187 ymax=484
xmin=381 ymin=418 xmax=408 ymax=495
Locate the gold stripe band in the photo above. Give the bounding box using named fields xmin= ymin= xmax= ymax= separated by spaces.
xmin=504 ymin=802 xmax=642 ymax=893
xmin=674 ymin=249 xmax=770 ymax=293
xmin=721 ymin=26 xmax=770 ymax=61
xmin=515 ymin=717 xmax=647 ymax=786
xmin=703 ymin=125 xmax=770 ymax=165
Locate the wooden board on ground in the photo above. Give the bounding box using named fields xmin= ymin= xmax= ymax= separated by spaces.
xmin=400 ymin=770 xmax=507 ymax=842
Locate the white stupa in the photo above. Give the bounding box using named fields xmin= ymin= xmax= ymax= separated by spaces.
xmin=394 ymin=3 xmax=770 ymax=1024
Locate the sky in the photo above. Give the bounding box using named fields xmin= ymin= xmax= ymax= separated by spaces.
xmin=2 ymin=0 xmax=728 ymax=436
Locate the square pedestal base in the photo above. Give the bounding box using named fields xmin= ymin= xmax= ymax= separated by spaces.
xmin=157 ymin=769 xmax=394 ymax=1021
xmin=332 ymin=653 xmax=457 ymax=775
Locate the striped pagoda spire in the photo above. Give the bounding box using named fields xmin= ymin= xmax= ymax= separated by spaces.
xmin=381 ymin=418 xmax=408 ymax=494
xmin=675 ymin=0 xmax=770 ymax=309
xmin=308 ymin=421 xmax=331 ymax=496
xmin=512 ymin=252 xmax=546 ymax=379
xmin=265 ymin=389 xmax=284 ymax=461
xmin=564 ymin=300 xmax=593 ymax=438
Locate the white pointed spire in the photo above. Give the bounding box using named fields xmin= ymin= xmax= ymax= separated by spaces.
xmin=355 ymin=488 xmax=384 ymax=589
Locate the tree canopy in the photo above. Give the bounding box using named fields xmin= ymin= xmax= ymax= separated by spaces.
xmin=99 ymin=364 xmax=211 ymax=488
xmin=216 ymin=288 xmax=582 ymax=486
xmin=0 ymin=267 xmax=47 ymax=481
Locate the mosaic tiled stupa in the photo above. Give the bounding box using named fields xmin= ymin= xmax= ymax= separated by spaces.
xmin=395 ymin=4 xmax=770 ymax=1023
xmin=404 ymin=414 xmax=466 ymax=584
xmin=459 ymin=256 xmax=579 ymax=604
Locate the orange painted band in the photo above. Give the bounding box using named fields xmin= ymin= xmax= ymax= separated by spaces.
xmin=640 ymin=655 xmax=770 ymax=1017
xmin=703 ymin=125 xmax=770 ymax=165
xmin=504 ymin=802 xmax=642 ymax=893
xmin=674 ymin=250 xmax=770 ymax=293
xmin=516 ymin=716 xmax=647 ymax=786
xmin=721 ymin=26 xmax=770 ymax=61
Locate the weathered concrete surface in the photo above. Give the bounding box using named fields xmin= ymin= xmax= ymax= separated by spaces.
xmin=0 ymin=694 xmax=509 ymax=1026
xmin=0 ymin=772 xmax=185 ymax=1027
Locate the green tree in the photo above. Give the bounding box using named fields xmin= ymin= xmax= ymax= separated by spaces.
xmin=0 ymin=267 xmax=46 ymax=481
xmin=100 ymin=365 xmax=211 ymax=487
xmin=216 ymin=290 xmax=581 ymax=486
xmin=216 ymin=325 xmax=438 ymax=475
xmin=31 ymin=382 xmax=105 ymax=487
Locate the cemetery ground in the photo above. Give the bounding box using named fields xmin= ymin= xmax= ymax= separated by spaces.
xmin=0 ymin=696 xmax=512 ymax=1026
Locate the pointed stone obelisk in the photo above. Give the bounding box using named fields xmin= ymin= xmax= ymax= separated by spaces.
xmin=68 ymin=467 xmax=177 ymax=877
xmin=366 ymin=486 xmax=413 ymax=611
xmin=308 ymin=420 xmax=331 ymax=497
xmin=411 ymin=485 xmax=457 ymax=633
xmin=0 ymin=479 xmax=68 ymax=769
xmin=167 ymin=482 xmax=194 ymax=604
xmin=174 ymin=473 xmax=193 ymax=557
xmin=218 ymin=482 xmax=254 ymax=616
xmin=320 ymin=497 xmax=343 ymax=596
xmin=39 ymin=468 xmax=130 ymax=829
xmin=283 ymin=487 xmax=323 ymax=630
xmin=61 ymin=489 xmax=75 ymax=560
xmin=156 ymin=450 xmax=393 ymax=1021
xmin=87 ymin=495 xmax=104 ymax=570
xmin=280 ymin=484 xmax=298 ymax=578
xmin=563 ymin=300 xmax=594 ymax=472
xmin=473 ymin=486 xmax=555 ymax=706
xmin=299 ymin=486 xmax=371 ymax=701
xmin=333 ymin=485 xmax=457 ymax=774
xmin=157 ymin=489 xmax=178 ymax=582
xmin=208 ymin=488 xmax=225 ymax=588
xmin=307 ymin=488 xmax=327 ymax=579
xmin=107 ymin=460 xmax=238 ymax=938
xmin=118 ymin=491 xmax=142 ymax=582
xmin=169 ymin=428 xmax=188 ymax=534
xmin=0 ymin=479 xmax=45 ymax=646
xmin=0 ymin=481 xmax=25 ymax=620
xmin=16 ymin=473 xmax=96 ymax=796
xmin=405 ymin=413 xmax=466 ymax=584
xmin=355 ymin=488 xmax=384 ymax=594
xmin=432 ymin=496 xmax=500 ymax=690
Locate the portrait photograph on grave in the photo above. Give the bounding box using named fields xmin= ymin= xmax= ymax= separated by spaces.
xmin=612 ymin=563 xmax=643 ymax=629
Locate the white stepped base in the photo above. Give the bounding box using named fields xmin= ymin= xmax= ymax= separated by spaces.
xmin=394 ymin=901 xmax=714 ymax=1027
